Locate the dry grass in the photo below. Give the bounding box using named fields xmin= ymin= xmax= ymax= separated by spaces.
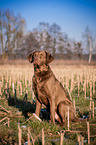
xmin=0 ymin=63 xmax=96 ymax=144
xmin=0 ymin=58 xmax=96 ymax=66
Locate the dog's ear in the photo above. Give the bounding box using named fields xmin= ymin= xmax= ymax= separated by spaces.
xmin=46 ymin=51 xmax=54 ymax=64
xmin=27 ymin=51 xmax=35 ymax=63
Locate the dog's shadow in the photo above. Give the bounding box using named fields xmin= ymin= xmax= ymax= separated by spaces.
xmin=6 ymin=89 xmax=35 ymax=118
xmin=6 ymin=88 xmax=50 ymax=120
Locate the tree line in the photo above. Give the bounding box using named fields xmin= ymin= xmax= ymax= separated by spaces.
xmin=0 ymin=9 xmax=96 ymax=63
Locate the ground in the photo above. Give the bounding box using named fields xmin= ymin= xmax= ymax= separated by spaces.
xmin=0 ymin=63 xmax=96 ymax=144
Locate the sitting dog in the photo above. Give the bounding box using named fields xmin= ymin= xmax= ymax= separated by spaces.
xmin=27 ymin=51 xmax=83 ymax=124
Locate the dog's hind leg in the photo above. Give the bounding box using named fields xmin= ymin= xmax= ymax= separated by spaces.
xmin=57 ymin=102 xmax=67 ymax=124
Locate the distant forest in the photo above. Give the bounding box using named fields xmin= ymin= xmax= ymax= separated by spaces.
xmin=0 ymin=9 xmax=96 ymax=63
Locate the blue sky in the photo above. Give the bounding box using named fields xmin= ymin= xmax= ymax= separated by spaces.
xmin=0 ymin=0 xmax=96 ymax=41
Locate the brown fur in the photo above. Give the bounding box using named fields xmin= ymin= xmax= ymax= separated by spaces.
xmin=27 ymin=51 xmax=85 ymax=124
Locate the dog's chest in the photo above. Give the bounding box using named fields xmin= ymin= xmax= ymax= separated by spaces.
xmin=35 ymin=81 xmax=48 ymax=105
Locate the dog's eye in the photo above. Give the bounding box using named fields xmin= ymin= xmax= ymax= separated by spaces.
xmin=34 ymin=53 xmax=38 ymax=57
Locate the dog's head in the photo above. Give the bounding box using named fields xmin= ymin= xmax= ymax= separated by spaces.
xmin=27 ymin=51 xmax=54 ymax=68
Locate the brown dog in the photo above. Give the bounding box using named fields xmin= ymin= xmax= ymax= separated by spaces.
xmin=27 ymin=51 xmax=82 ymax=124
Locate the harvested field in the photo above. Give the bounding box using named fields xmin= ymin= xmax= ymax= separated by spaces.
xmin=0 ymin=64 xmax=96 ymax=145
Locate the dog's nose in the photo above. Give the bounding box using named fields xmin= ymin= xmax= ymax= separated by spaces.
xmin=35 ymin=57 xmax=38 ymax=60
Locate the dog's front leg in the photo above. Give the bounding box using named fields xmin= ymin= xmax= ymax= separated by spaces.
xmin=35 ymin=98 xmax=41 ymax=117
xmin=50 ymin=97 xmax=55 ymax=124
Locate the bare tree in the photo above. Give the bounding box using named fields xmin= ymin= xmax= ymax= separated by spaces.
xmin=50 ymin=23 xmax=62 ymax=56
xmin=0 ymin=9 xmax=25 ymax=56
xmin=15 ymin=14 xmax=25 ymax=49
xmin=43 ymin=31 xmax=52 ymax=52
xmin=83 ymin=27 xmax=96 ymax=63
xmin=0 ymin=10 xmax=4 ymax=54
xmin=22 ymin=32 xmax=40 ymax=54
xmin=73 ymin=41 xmax=83 ymax=59
xmin=32 ymin=23 xmax=76 ymax=57
xmin=32 ymin=22 xmax=52 ymax=52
